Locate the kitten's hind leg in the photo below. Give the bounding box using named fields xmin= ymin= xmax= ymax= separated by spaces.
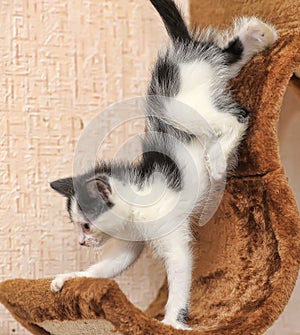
xmin=223 ymin=17 xmax=278 ymax=76
xmin=152 ymin=224 xmax=193 ymax=330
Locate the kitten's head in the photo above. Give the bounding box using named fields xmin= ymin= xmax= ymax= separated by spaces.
xmin=50 ymin=174 xmax=114 ymax=247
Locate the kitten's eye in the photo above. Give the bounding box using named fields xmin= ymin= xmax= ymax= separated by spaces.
xmin=82 ymin=223 xmax=90 ymax=231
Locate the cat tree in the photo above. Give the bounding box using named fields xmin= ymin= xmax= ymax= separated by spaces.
xmin=1 ymin=0 xmax=300 ymax=334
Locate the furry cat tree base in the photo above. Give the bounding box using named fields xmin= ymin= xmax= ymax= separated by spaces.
xmin=1 ymin=0 xmax=300 ymax=334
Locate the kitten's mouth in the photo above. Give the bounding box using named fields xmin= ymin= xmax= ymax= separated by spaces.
xmin=81 ymin=239 xmax=105 ymax=248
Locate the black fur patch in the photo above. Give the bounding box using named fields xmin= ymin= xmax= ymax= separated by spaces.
xmin=237 ymin=107 xmax=249 ymax=123
xmin=222 ymin=37 xmax=244 ymax=64
xmin=177 ymin=307 xmax=189 ymax=325
xmin=141 ymin=129 xmax=183 ymax=190
xmin=141 ymin=150 xmax=182 ymax=190
xmin=66 ymin=197 xmax=72 ymax=214
xmin=149 ymin=0 xmax=191 ymax=43
xmin=146 ymin=56 xmax=195 ymax=146
xmin=148 ymin=57 xmax=180 ymax=97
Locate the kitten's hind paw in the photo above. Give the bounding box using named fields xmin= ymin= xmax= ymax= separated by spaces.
xmin=162 ymin=318 xmax=192 ymax=331
xmin=238 ymin=17 xmax=278 ymax=54
xmin=247 ymin=18 xmax=277 ymax=45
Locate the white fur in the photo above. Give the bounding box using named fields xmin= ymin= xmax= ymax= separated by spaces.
xmin=51 ymin=17 xmax=278 ymax=330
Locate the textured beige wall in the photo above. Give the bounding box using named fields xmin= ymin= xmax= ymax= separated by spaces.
xmin=1 ymin=0 xmax=299 ymax=334
xmin=0 ymin=0 xmax=187 ymax=334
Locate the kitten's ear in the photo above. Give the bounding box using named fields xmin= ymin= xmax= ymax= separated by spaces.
xmin=85 ymin=177 xmax=112 ymax=201
xmin=50 ymin=177 xmax=74 ymax=197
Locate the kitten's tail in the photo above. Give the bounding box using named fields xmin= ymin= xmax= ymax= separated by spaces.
xmin=149 ymin=0 xmax=191 ymax=43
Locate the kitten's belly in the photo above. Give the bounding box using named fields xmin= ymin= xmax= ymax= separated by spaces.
xmin=176 ymin=139 xmax=210 ymax=196
xmin=176 ymin=60 xmax=221 ymax=120
xmin=163 ymin=60 xmax=228 ymax=136
xmin=137 ymin=140 xmax=211 ymax=236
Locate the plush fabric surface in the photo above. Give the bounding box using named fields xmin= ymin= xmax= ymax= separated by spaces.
xmin=1 ymin=1 xmax=300 ymax=334
xmin=190 ymin=0 xmax=300 ymax=31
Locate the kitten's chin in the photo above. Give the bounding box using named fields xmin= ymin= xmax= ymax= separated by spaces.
xmin=84 ymin=236 xmax=110 ymax=248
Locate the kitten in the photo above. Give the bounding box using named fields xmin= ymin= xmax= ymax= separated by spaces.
xmin=50 ymin=0 xmax=277 ymax=330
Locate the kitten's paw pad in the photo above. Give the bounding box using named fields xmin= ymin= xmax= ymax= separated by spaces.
xmin=247 ymin=19 xmax=277 ymax=44
xmin=240 ymin=18 xmax=277 ymax=52
xmin=50 ymin=273 xmax=74 ymax=292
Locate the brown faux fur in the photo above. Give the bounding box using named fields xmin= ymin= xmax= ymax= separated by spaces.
xmin=1 ymin=2 xmax=300 ymax=334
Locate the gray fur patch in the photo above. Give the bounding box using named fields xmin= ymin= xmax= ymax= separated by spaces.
xmin=177 ymin=307 xmax=189 ymax=325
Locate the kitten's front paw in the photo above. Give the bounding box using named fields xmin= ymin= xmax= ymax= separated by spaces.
xmin=50 ymin=273 xmax=77 ymax=292
xmin=240 ymin=17 xmax=278 ymax=53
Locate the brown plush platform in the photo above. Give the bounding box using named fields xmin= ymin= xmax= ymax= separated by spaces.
xmin=1 ymin=1 xmax=300 ymax=334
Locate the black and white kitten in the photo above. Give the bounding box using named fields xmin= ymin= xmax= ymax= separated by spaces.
xmin=50 ymin=0 xmax=277 ymax=330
